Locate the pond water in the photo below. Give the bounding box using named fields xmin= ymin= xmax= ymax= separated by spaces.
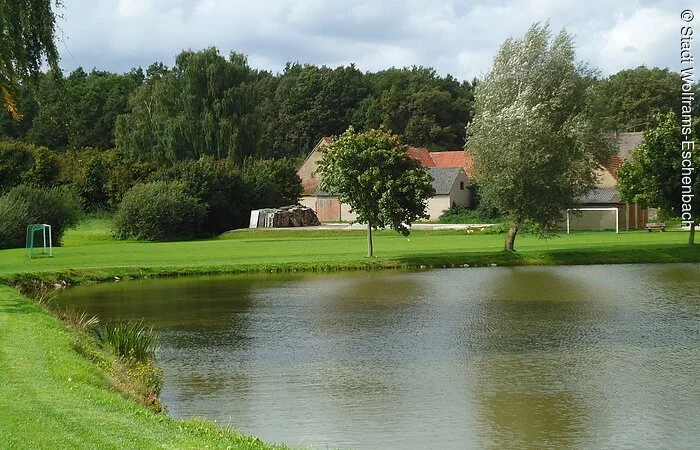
xmin=57 ymin=264 xmax=700 ymax=449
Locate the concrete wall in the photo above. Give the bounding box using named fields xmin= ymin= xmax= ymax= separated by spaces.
xmin=427 ymin=196 xmax=452 ymax=221
xmin=339 ymin=202 xmax=357 ymax=222
xmin=449 ymin=172 xmax=472 ymax=208
xmin=299 ymin=196 xmax=316 ymax=210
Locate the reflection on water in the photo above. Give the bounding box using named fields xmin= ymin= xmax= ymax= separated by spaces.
xmin=57 ymin=264 xmax=700 ymax=449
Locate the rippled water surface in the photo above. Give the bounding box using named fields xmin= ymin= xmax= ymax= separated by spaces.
xmin=58 ymin=264 xmax=700 ymax=449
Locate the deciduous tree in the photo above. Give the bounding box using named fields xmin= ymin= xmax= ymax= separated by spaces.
xmin=317 ymin=127 xmax=435 ymax=257
xmin=0 ymin=0 xmax=61 ymax=119
xmin=467 ymin=22 xmax=613 ymax=251
xmin=617 ymin=112 xmax=699 ymax=244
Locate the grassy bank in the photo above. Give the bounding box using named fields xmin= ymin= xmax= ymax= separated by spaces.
xmin=0 ymin=285 xmax=285 ymax=449
xmin=1 ymin=218 xmax=698 ymax=285
xmin=1 ymin=218 xmax=698 ymax=448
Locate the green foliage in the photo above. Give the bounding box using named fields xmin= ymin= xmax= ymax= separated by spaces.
xmin=0 ymin=184 xmax=82 ymax=249
xmin=588 ymin=66 xmax=687 ymax=132
xmin=438 ymin=205 xmax=502 ymax=224
xmin=266 ymin=63 xmax=370 ymax=158
xmin=318 ymin=127 xmax=435 ymax=255
xmin=17 ymin=68 xmax=143 ymax=150
xmin=116 ymin=49 xmax=263 ymax=163
xmin=95 ymin=320 xmax=158 ymax=363
xmin=113 ymin=181 xmax=207 ymax=241
xmin=356 ymin=67 xmax=474 ymax=150
xmin=242 ymin=157 xmax=302 ymax=208
xmin=467 ymin=23 xmax=614 ymax=250
xmin=0 ymin=140 xmax=59 ymax=193
xmin=102 ymin=149 xmax=158 ymax=207
xmin=0 ymin=0 xmax=61 ymax=119
xmin=152 ymin=157 xmax=252 ymax=233
xmin=617 ymin=112 xmax=699 ymax=221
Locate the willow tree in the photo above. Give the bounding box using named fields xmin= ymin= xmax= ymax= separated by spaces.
xmin=317 ymin=127 xmax=435 ymax=257
xmin=0 ymin=0 xmax=61 ymax=120
xmin=467 ymin=23 xmax=613 ymax=251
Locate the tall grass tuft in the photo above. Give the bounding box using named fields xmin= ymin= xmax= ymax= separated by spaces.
xmin=96 ymin=320 xmax=158 ymax=362
xmin=60 ymin=305 xmax=99 ymax=331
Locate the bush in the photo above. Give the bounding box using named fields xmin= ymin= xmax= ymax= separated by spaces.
xmin=0 ymin=184 xmax=82 ymax=249
xmin=0 ymin=140 xmax=59 ymax=193
xmin=242 ymin=157 xmax=302 ymax=209
xmin=113 ymin=181 xmax=207 ymax=241
xmin=58 ymin=148 xmax=110 ymax=210
xmin=438 ymin=205 xmax=502 ymax=224
xmin=152 ymin=157 xmax=253 ymax=234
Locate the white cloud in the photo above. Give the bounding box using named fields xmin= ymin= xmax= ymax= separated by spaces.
xmin=57 ymin=0 xmax=689 ymax=79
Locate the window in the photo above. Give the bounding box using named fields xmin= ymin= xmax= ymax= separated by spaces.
xmin=460 ymin=181 xmax=464 ymax=190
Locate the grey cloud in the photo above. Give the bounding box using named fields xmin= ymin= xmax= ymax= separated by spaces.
xmin=57 ymin=0 xmax=691 ymax=80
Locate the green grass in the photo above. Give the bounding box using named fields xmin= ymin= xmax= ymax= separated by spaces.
xmin=0 ymin=217 xmax=698 ymax=448
xmin=0 ymin=285 xmax=286 ymax=449
xmin=1 ymin=218 xmax=698 ymax=284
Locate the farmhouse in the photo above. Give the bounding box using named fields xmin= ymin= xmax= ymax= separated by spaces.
xmin=566 ymin=132 xmax=648 ymax=231
xmin=297 ymin=138 xmax=473 ymax=222
xmin=297 ymin=132 xmax=647 ymax=228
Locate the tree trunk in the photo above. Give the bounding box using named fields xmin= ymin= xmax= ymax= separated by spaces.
xmin=690 ymin=222 xmax=696 ymax=245
xmin=367 ymin=222 xmax=374 ymax=257
xmin=504 ymin=225 xmax=518 ymax=252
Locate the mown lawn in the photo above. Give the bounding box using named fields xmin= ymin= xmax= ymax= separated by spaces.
xmin=0 ymin=218 xmax=698 ymax=281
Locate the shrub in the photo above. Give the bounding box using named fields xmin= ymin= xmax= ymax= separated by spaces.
xmin=58 ymin=148 xmax=110 ymax=210
xmin=242 ymin=157 xmax=302 ymax=209
xmin=438 ymin=205 xmax=502 ymax=224
xmin=152 ymin=157 xmax=253 ymax=233
xmin=113 ymin=181 xmax=207 ymax=240
xmin=0 ymin=140 xmax=59 ymax=193
xmin=0 ymin=184 xmax=82 ymax=249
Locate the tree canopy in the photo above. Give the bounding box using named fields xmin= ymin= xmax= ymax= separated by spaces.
xmin=115 ymin=49 xmax=263 ymax=164
xmin=317 ymin=127 xmax=435 ymax=257
xmin=617 ymin=112 xmax=699 ymax=243
xmin=587 ymin=66 xmax=689 ymax=132
xmin=0 ymin=0 xmax=61 ymax=120
xmin=468 ymin=22 xmax=614 ymax=251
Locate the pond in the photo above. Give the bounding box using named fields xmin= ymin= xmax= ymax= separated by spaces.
xmin=57 ymin=264 xmax=700 ymax=449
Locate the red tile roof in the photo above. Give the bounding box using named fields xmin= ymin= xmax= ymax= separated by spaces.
xmin=604 ymin=155 xmax=624 ymax=180
xmin=430 ymin=151 xmax=473 ymax=177
xmin=407 ymin=147 xmax=436 ymax=167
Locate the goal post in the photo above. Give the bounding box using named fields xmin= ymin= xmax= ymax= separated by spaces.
xmin=26 ymin=224 xmax=52 ymax=258
xmin=566 ymin=208 xmax=619 ymax=234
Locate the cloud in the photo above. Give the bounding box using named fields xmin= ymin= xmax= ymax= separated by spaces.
xmin=56 ymin=0 xmax=690 ymax=80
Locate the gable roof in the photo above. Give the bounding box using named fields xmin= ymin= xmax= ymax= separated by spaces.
xmin=602 ymin=132 xmax=644 ymax=180
xmin=430 ymin=151 xmax=473 ymax=177
xmin=407 ymin=147 xmax=436 ymax=167
xmin=576 ymin=187 xmax=622 ymax=204
xmin=429 ymin=167 xmax=464 ymax=195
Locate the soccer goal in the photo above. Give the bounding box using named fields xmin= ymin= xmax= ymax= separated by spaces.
xmin=26 ymin=224 xmax=53 ymax=258
xmin=565 ymin=208 xmax=619 ymax=234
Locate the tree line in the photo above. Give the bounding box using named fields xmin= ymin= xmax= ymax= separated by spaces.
xmin=1 ymin=47 xmax=692 ymax=161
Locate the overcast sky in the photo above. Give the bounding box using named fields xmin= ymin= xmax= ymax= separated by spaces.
xmin=56 ymin=0 xmax=695 ymax=81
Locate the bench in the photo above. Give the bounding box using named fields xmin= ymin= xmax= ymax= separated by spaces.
xmin=645 ymin=223 xmax=666 ymax=232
